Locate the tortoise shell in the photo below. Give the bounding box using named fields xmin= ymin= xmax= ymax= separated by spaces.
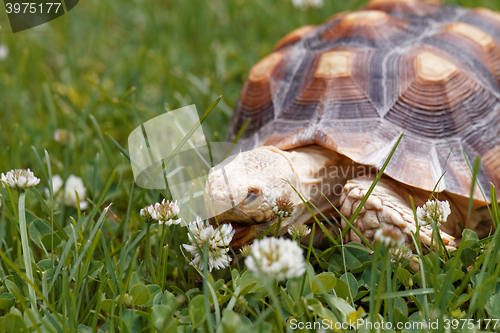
xmin=228 ymin=0 xmax=500 ymax=203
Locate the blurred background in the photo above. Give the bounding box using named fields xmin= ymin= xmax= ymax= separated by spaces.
xmin=0 ymin=0 xmax=498 ymax=220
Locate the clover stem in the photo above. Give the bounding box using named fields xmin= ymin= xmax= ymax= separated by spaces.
xmin=161 ymin=245 xmax=169 ymax=291
xmin=274 ymin=217 xmax=282 ymax=238
xmin=369 ymin=241 xmax=380 ymax=325
xmin=385 ymin=251 xmax=393 ymax=324
xmin=145 ymin=225 xmax=158 ymax=284
xmin=156 ymin=224 xmax=167 ymax=284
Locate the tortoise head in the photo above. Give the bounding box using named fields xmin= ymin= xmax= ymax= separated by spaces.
xmin=204 ymin=147 xmax=299 ymax=248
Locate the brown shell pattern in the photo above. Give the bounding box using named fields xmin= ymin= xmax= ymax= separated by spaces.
xmin=229 ymin=0 xmax=500 ymax=203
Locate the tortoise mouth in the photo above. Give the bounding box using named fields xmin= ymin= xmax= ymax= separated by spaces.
xmin=210 ymin=218 xmax=277 ymax=249
xmin=230 ymin=222 xmax=251 ymax=238
xmin=229 ymin=223 xmax=255 ymax=249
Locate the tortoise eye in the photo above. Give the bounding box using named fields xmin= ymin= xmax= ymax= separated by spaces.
xmin=242 ymin=188 xmax=261 ymax=206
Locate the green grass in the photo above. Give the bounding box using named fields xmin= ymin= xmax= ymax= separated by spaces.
xmin=1 ymin=0 xmax=500 ymax=332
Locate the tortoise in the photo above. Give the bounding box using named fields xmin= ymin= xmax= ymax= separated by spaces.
xmin=204 ymin=0 xmax=500 ymax=250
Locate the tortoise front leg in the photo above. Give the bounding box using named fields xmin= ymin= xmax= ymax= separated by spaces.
xmin=339 ymin=176 xmax=457 ymax=251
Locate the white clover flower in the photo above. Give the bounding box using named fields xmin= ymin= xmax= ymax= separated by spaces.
xmin=139 ymin=199 xmax=181 ymax=225
xmin=245 ymin=237 xmax=305 ymax=281
xmin=182 ymin=217 xmax=234 ymax=272
xmin=53 ymin=129 xmax=75 ymax=145
xmin=239 ymin=245 xmax=252 ymax=258
xmin=140 ymin=205 xmax=155 ymax=224
xmin=416 ymin=199 xmax=451 ymax=230
xmin=271 ymin=197 xmax=295 ymax=219
xmin=1 ymin=169 xmax=40 ymax=190
xmin=116 ymin=293 xmax=133 ymax=307
xmin=288 ymin=224 xmax=311 ymax=239
xmin=150 ymin=199 xmax=181 ymax=225
xmin=0 ymin=45 xmax=8 ymax=61
xmin=291 ymin=0 xmax=323 ymax=10
xmin=374 ymin=225 xmax=405 ymax=248
xmin=45 ymin=175 xmax=88 ymax=210
xmin=64 ymin=175 xmax=88 ymax=210
xmin=50 ymin=174 xmax=64 ymax=193
xmin=390 ymin=244 xmax=412 ymax=264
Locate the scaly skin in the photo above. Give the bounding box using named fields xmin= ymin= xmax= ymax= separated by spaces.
xmin=205 ymin=145 xmax=490 ymax=250
xmin=339 ymin=176 xmax=457 ymax=251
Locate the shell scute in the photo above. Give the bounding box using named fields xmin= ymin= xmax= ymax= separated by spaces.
xmin=230 ymin=0 xmax=500 ymax=203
